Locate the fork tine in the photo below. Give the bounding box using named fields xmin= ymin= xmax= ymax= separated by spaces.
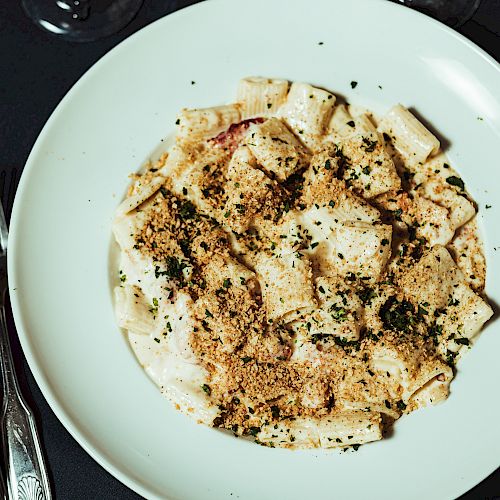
xmin=0 ymin=195 xmax=7 ymax=255
xmin=6 ymin=168 xmax=19 ymax=224
xmin=0 ymin=170 xmax=6 ymax=213
xmin=0 ymin=169 xmax=20 ymax=226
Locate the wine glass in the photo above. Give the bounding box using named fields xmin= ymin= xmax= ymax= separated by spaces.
xmin=393 ymin=0 xmax=482 ymax=27
xmin=22 ymin=0 xmax=144 ymax=42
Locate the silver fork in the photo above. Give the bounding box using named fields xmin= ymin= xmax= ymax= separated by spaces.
xmin=0 ymin=171 xmax=52 ymax=499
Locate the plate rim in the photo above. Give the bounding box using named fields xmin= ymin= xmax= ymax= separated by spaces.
xmin=8 ymin=0 xmax=500 ymax=498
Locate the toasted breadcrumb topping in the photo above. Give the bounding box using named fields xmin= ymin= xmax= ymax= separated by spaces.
xmin=116 ymin=83 xmax=491 ymax=448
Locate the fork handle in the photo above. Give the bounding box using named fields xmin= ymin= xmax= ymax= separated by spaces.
xmin=0 ymin=305 xmax=52 ymax=500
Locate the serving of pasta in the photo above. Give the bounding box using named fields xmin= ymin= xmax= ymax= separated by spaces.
xmin=113 ymin=77 xmax=492 ymax=450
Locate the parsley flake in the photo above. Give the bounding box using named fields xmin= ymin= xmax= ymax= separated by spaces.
xmin=446 ymin=176 xmax=465 ymax=191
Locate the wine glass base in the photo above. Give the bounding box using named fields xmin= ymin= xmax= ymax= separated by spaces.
xmin=22 ymin=0 xmax=144 ymax=42
xmin=393 ymin=0 xmax=481 ymax=27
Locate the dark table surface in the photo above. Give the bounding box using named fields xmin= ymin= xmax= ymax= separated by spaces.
xmin=1 ymin=0 xmax=500 ymax=498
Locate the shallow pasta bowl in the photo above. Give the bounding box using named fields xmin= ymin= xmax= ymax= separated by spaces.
xmin=8 ymin=0 xmax=500 ymax=498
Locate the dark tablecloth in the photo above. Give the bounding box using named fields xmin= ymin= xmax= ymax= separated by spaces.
xmin=1 ymin=0 xmax=499 ymax=498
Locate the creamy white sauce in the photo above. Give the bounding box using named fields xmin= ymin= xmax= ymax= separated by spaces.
xmin=114 ymin=210 xmax=214 ymax=424
xmin=128 ymin=331 xmax=217 ymax=425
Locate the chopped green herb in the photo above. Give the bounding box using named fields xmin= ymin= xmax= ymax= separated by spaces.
xmin=417 ymin=305 xmax=428 ymax=317
xmin=311 ymin=333 xmax=329 ymax=343
xmin=201 ymin=384 xmax=211 ymax=395
xmin=179 ymin=200 xmax=197 ymax=219
xmin=380 ymin=296 xmax=418 ymax=333
xmin=235 ymin=203 xmax=246 ymax=214
xmin=357 ymin=287 xmax=376 ymax=305
xmin=155 ymin=256 xmax=188 ymax=281
xmin=446 ymin=350 xmax=457 ymax=367
xmin=334 ymin=337 xmax=360 ymax=350
xmin=446 ymin=176 xmax=465 ymax=191
xmin=270 ymin=405 xmax=280 ymax=418
xmin=330 ymin=304 xmax=347 ymax=321
xmin=361 ymin=137 xmax=377 ymax=152
xmin=427 ymin=322 xmax=442 ymax=346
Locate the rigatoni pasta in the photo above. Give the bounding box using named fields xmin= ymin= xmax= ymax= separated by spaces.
xmin=112 ymin=77 xmax=492 ymax=450
xmin=176 ymin=104 xmax=241 ymax=140
xmin=279 ymin=82 xmax=336 ymax=148
xmin=378 ymin=103 xmax=440 ymax=166
xmin=237 ymin=77 xmax=289 ymax=118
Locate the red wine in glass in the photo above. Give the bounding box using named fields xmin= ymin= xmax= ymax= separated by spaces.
xmin=22 ymin=0 xmax=143 ymax=42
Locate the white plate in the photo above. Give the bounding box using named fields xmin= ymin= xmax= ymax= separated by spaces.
xmin=9 ymin=0 xmax=500 ymax=498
